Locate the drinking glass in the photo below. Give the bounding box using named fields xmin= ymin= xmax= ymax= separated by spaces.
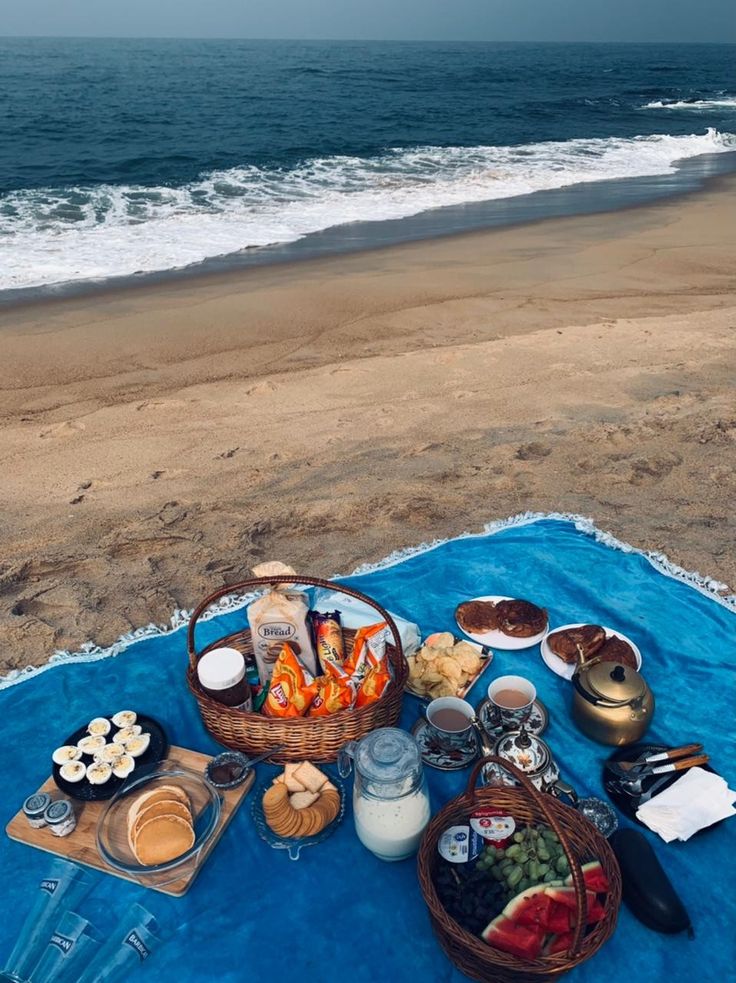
xmin=76 ymin=903 xmax=162 ymax=983
xmin=29 ymin=911 xmax=101 ymax=983
xmin=2 ymin=860 xmax=96 ymax=983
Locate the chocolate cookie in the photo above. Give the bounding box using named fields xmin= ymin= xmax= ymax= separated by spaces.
xmin=455 ymin=600 xmax=499 ymax=633
xmin=596 ymin=636 xmax=638 ymax=669
xmin=547 ymin=624 xmax=606 ymax=665
xmin=495 ymin=599 xmax=547 ymax=638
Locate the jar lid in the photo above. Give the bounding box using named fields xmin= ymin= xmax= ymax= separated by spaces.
xmin=197 ymin=648 xmax=246 ymax=691
xmin=585 ymin=661 xmax=645 ymax=704
xmin=355 ymin=728 xmax=421 ymax=795
xmin=494 ymin=728 xmax=550 ymax=775
xmin=23 ymin=793 xmax=52 ymax=817
xmin=44 ymin=799 xmax=73 ymax=824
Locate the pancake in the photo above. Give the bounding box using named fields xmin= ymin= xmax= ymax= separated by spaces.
xmin=547 ymin=624 xmax=606 ymax=664
xmin=495 ymin=599 xmax=547 ymax=637
xmin=455 ymin=600 xmax=499 ymax=633
xmin=133 ymin=814 xmax=195 ymax=866
xmin=596 ymin=636 xmax=638 ymax=669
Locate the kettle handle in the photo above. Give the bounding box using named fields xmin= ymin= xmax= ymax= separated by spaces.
xmin=465 ymin=756 xmax=587 ymax=959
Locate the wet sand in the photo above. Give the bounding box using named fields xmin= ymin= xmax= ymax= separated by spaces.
xmin=1 ymin=177 xmax=735 ymax=671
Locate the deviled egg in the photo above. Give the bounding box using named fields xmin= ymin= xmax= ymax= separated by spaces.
xmin=87 ymin=717 xmax=111 ymax=737
xmin=112 ymin=754 xmax=135 ymax=779
xmin=112 ymin=725 xmax=142 ymax=745
xmin=124 ymin=733 xmax=151 ymax=758
xmin=86 ymin=762 xmax=112 ymax=785
xmin=77 ymin=735 xmax=106 ymax=755
xmin=52 ymin=745 xmax=82 ymax=766
xmin=111 ymin=710 xmax=137 ymax=729
xmin=60 ymin=760 xmax=86 ymax=783
xmin=96 ymin=742 xmax=125 ymax=765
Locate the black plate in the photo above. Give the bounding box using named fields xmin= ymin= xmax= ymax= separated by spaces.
xmin=602 ymin=742 xmax=721 ymax=835
xmin=52 ymin=713 xmax=168 ymax=802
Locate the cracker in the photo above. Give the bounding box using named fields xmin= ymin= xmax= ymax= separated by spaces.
xmin=290 ymin=790 xmax=319 ymax=810
xmin=294 ymin=761 xmax=327 ymax=794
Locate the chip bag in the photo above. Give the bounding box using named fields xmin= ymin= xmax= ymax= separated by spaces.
xmin=343 ymin=622 xmax=391 ymax=680
xmin=308 ymin=668 xmax=356 ymax=717
xmin=355 ymin=663 xmax=391 ymax=708
xmin=263 ymin=643 xmax=319 ymax=718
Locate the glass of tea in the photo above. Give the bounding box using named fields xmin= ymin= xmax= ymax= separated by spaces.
xmin=486 ymin=675 xmax=536 ymax=730
xmin=425 ymin=697 xmax=475 ymax=748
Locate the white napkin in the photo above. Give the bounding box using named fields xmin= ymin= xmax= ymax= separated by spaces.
xmin=636 ymin=767 xmax=736 ymax=842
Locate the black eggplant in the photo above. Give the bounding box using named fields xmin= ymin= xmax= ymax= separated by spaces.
xmin=609 ymin=828 xmax=692 ymax=935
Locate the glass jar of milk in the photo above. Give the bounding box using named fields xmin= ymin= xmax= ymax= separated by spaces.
xmin=338 ymin=728 xmax=430 ymax=862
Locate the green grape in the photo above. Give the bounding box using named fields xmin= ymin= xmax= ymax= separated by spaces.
xmin=537 ymin=847 xmax=550 ymax=861
xmin=543 ymin=870 xmax=558 ymax=883
xmin=538 ymin=863 xmax=550 ymax=877
xmin=518 ymin=877 xmax=531 ymax=891
xmin=493 ymin=868 xmax=505 ymax=882
xmin=513 ymin=832 xmax=525 ymax=843
xmin=556 ymin=856 xmax=570 ymax=874
xmin=516 ymin=850 xmax=529 ymax=864
xmin=507 ymin=867 xmax=523 ymax=887
xmin=505 ymin=846 xmax=520 ymax=860
xmin=528 ymin=861 xmax=540 ymax=881
xmin=495 ymin=848 xmax=506 ymax=859
xmin=500 ymin=858 xmax=513 ymax=872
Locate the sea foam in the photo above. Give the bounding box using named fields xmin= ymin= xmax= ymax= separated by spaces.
xmin=1 ymin=128 xmax=735 ymax=292
xmin=643 ymin=97 xmax=736 ymax=109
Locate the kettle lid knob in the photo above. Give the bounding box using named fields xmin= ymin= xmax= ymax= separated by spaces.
xmin=610 ymin=665 xmax=626 ymax=682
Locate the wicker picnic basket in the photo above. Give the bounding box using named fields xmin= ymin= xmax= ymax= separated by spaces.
xmin=186 ymin=575 xmax=407 ymax=763
xmin=417 ymin=757 xmax=621 ymax=983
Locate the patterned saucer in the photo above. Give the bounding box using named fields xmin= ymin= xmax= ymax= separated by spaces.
xmin=411 ymin=718 xmax=481 ymax=771
xmin=476 ymin=697 xmax=549 ymax=741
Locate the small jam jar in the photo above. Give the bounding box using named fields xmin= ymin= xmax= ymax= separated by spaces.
xmin=22 ymin=793 xmax=52 ymax=829
xmin=197 ymin=647 xmax=252 ymax=711
xmin=44 ymin=798 xmax=77 ymax=837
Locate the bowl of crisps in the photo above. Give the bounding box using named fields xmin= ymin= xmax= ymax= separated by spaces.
xmin=406 ymin=632 xmax=493 ymax=699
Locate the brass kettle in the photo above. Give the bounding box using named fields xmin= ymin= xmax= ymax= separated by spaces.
xmin=572 ymin=659 xmax=654 ymax=746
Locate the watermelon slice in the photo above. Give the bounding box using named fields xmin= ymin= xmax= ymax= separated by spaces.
xmin=544 ymin=931 xmax=574 ymax=956
xmin=503 ymin=885 xmax=554 ymax=930
xmin=481 ymin=914 xmax=543 ymax=960
xmin=546 ymin=886 xmax=605 ymax=925
xmin=546 ymin=902 xmax=572 ymax=935
xmin=564 ymin=860 xmax=609 ymax=894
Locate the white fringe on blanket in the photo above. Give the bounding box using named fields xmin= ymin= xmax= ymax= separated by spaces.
xmin=2 ymin=511 xmax=733 ymax=692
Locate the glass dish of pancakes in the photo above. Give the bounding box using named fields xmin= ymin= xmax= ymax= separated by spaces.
xmin=455 ymin=596 xmax=548 ymax=651
xmin=96 ymin=761 xmax=221 ymax=887
xmin=540 ymin=623 xmax=642 ymax=680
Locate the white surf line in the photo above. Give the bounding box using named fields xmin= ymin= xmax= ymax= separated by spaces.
xmin=1 ymin=511 xmax=733 ymax=691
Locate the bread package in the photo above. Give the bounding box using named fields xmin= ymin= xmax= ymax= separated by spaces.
xmin=248 ymin=562 xmax=318 ymax=684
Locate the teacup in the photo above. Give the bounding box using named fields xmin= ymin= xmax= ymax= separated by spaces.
xmin=425 ymin=696 xmax=475 ymax=749
xmin=486 ymin=675 xmax=536 ymax=731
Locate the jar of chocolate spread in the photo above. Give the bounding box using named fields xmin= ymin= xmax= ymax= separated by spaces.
xmin=197 ymin=647 xmax=252 ymax=711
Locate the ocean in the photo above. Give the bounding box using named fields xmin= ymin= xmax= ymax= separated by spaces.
xmin=1 ymin=38 xmax=735 ymax=297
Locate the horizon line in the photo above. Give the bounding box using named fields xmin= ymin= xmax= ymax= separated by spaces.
xmin=1 ymin=35 xmax=735 ymax=45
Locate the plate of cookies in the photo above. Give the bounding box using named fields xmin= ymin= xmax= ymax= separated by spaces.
xmin=455 ymin=596 xmax=548 ymax=651
xmin=405 ymin=632 xmax=492 ymax=699
xmin=252 ymin=761 xmax=344 ymax=860
xmin=540 ymin=623 xmax=642 ymax=680
xmin=97 ymin=761 xmax=221 ymax=886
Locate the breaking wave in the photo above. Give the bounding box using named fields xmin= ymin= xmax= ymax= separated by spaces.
xmin=2 ymin=128 xmax=735 ymax=292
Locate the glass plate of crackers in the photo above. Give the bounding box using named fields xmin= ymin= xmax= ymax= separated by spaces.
xmin=251 ymin=769 xmax=345 ymax=860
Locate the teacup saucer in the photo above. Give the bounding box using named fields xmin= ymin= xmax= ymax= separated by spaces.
xmin=476 ymin=697 xmax=549 ymax=740
xmin=410 ymin=718 xmax=481 ymax=771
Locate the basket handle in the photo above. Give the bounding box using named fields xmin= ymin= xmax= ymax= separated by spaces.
xmin=187 ymin=574 xmax=404 ymax=669
xmin=466 ymin=757 xmax=587 ymax=959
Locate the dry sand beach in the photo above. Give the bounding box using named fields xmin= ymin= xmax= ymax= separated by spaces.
xmin=1 ymin=177 xmax=735 ymax=673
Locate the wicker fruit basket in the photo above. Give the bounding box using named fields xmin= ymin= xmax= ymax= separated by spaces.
xmin=417 ymin=757 xmax=621 ymax=983
xmin=186 ymin=575 xmax=407 ymax=763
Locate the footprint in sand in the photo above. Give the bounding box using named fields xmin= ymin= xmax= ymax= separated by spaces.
xmin=245 ymin=380 xmax=278 ymax=397
xmin=217 ymin=447 xmax=240 ymax=460
xmin=516 ymin=442 xmax=551 ymax=461
xmin=39 ymin=420 xmax=85 ymax=439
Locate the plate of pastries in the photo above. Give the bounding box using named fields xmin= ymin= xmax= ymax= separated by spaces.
xmin=455 ymin=596 xmax=548 ymax=651
xmin=540 ymin=623 xmax=642 ymax=680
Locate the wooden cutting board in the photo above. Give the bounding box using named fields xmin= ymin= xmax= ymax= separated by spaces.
xmin=5 ymin=745 xmax=253 ymax=897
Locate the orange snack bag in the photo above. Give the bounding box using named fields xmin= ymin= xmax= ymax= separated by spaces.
xmin=355 ymin=664 xmax=391 ymax=708
xmin=343 ymin=622 xmax=390 ymax=679
xmin=263 ymin=643 xmax=319 ymax=718
xmin=308 ymin=669 xmax=356 ymax=717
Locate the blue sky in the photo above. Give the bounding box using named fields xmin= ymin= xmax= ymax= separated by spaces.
xmin=2 ymin=0 xmax=735 ymax=42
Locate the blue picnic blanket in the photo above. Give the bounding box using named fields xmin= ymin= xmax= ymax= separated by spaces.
xmin=1 ymin=517 xmax=735 ymax=982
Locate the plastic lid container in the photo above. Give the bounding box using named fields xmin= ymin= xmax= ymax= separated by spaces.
xmin=197 ymin=648 xmax=246 ymax=690
xmin=45 ymin=799 xmax=73 ymax=824
xmin=23 ymin=793 xmax=52 ymax=819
